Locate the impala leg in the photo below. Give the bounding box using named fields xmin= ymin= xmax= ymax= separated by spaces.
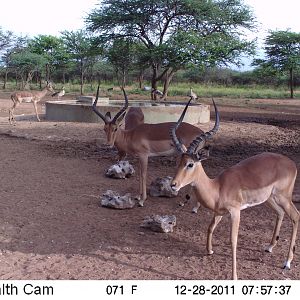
xmin=32 ymin=101 xmax=40 ymax=121
xmin=265 ymin=197 xmax=285 ymax=253
xmin=118 ymin=150 xmax=126 ymax=161
xmin=192 ymin=201 xmax=201 ymax=214
xmin=8 ymin=108 xmax=13 ymax=125
xmin=138 ymin=155 xmax=148 ymax=206
xmin=206 ymin=214 xmax=223 ymax=254
xmin=9 ymin=100 xmax=19 ymax=125
xmin=279 ymin=199 xmax=299 ymax=269
xmin=229 ymin=209 xmax=240 ymax=280
xmin=138 ymin=161 xmax=143 ymax=203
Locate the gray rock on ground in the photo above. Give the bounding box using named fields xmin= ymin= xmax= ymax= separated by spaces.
xmin=141 ymin=215 xmax=176 ymax=233
xmin=149 ymin=176 xmax=178 ymax=198
xmin=106 ymin=161 xmax=135 ymax=179
xmin=101 ymin=190 xmax=136 ymax=209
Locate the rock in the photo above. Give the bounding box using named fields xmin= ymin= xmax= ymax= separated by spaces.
xmin=140 ymin=215 xmax=176 ymax=233
xmin=149 ymin=176 xmax=178 ymax=197
xmin=106 ymin=161 xmax=135 ymax=179
xmin=101 ymin=190 xmax=136 ymax=209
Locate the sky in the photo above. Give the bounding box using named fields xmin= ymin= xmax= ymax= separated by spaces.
xmin=0 ymin=0 xmax=99 ymax=36
xmin=245 ymin=0 xmax=300 ymax=44
xmin=0 ymin=0 xmax=299 ymax=69
xmin=1 ymin=0 xmax=299 ymax=37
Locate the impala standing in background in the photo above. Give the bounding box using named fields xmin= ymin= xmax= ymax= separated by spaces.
xmin=92 ymin=86 xmax=205 ymax=206
xmin=170 ymin=99 xmax=299 ymax=280
xmin=9 ymin=81 xmax=54 ymax=124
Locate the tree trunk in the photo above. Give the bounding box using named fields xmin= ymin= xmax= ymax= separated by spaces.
xmin=80 ymin=59 xmax=84 ymax=95
xmin=36 ymin=72 xmax=42 ymax=89
xmin=45 ymin=63 xmax=50 ymax=81
xmin=138 ymin=70 xmax=144 ymax=89
xmin=15 ymin=73 xmax=18 ymax=89
xmin=24 ymin=71 xmax=33 ymax=90
xmin=160 ymin=69 xmax=176 ymax=101
xmin=151 ymin=64 xmax=158 ymax=100
xmin=62 ymin=70 xmax=66 ymax=85
xmin=3 ymin=68 xmax=8 ymax=89
xmin=289 ymin=67 xmax=294 ymax=99
xmin=122 ymin=70 xmax=126 ymax=88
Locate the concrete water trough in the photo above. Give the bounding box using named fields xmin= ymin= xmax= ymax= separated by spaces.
xmin=45 ymin=96 xmax=210 ymax=124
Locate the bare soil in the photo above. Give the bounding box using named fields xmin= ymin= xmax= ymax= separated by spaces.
xmin=0 ymin=92 xmax=299 ymax=280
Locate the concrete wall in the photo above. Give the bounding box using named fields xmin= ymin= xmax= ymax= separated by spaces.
xmin=45 ymin=100 xmax=210 ymax=124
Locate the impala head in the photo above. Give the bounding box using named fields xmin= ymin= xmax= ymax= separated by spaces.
xmin=170 ymin=98 xmax=219 ymax=191
xmin=92 ymin=85 xmax=128 ymax=147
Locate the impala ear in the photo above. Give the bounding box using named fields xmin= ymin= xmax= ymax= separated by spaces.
xmin=105 ymin=111 xmax=112 ymax=122
xmin=195 ymin=145 xmax=210 ymax=161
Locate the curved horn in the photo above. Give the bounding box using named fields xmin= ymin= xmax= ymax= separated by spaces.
xmin=111 ymin=87 xmax=129 ymax=123
xmin=170 ymin=97 xmax=193 ymax=153
xmin=92 ymin=85 xmax=107 ymax=123
xmin=187 ymin=98 xmax=219 ymax=155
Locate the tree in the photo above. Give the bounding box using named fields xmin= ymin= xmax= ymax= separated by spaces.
xmin=10 ymin=50 xmax=47 ymax=89
xmin=1 ymin=35 xmax=29 ymax=89
xmin=106 ymin=38 xmax=138 ymax=87
xmin=0 ymin=27 xmax=14 ymax=52
xmin=0 ymin=28 xmax=20 ymax=88
xmin=29 ymin=35 xmax=65 ymax=81
xmin=61 ymin=30 xmax=99 ymax=95
xmin=86 ymin=0 xmax=256 ymax=100
xmin=253 ymin=30 xmax=300 ymax=98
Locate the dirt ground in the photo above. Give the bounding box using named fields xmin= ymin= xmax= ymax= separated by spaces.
xmin=0 ymin=91 xmax=299 ymax=280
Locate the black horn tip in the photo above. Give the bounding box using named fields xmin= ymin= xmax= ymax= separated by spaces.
xmin=93 ymin=85 xmax=100 ymax=107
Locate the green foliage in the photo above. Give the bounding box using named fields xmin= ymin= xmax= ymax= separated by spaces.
xmin=86 ymin=0 xmax=257 ymax=95
xmin=0 ymin=27 xmax=14 ymax=52
xmin=106 ymin=38 xmax=138 ymax=86
xmin=9 ymin=50 xmax=47 ymax=88
xmin=264 ymin=30 xmax=300 ymax=70
xmin=10 ymin=50 xmax=47 ymax=71
xmin=61 ymin=30 xmax=102 ymax=94
xmin=29 ymin=35 xmax=62 ymax=56
xmin=253 ymin=30 xmax=300 ymax=98
xmin=165 ymin=82 xmax=294 ymax=99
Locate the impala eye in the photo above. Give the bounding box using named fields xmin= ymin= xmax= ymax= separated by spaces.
xmin=114 ymin=128 xmax=117 ymax=132
xmin=187 ymin=163 xmax=194 ymax=169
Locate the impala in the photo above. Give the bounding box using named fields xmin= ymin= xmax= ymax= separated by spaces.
xmin=9 ymin=81 xmax=54 ymax=124
xmin=92 ymin=86 xmax=205 ymax=206
xmin=170 ymin=99 xmax=299 ymax=280
xmin=117 ymin=106 xmax=145 ymax=160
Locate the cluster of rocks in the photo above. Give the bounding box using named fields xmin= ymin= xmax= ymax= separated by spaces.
xmin=102 ymin=164 xmax=179 ymax=232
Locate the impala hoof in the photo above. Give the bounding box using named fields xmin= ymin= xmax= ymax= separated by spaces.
xmin=137 ymin=198 xmax=144 ymax=207
xmin=283 ymin=261 xmax=291 ymax=270
xmin=207 ymin=250 xmax=214 ymax=255
xmin=265 ymin=246 xmax=273 ymax=253
xmin=192 ymin=207 xmax=199 ymax=214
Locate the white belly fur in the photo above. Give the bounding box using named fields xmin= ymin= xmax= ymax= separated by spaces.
xmin=240 ymin=185 xmax=274 ymax=210
xmin=22 ymin=97 xmax=33 ymax=103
